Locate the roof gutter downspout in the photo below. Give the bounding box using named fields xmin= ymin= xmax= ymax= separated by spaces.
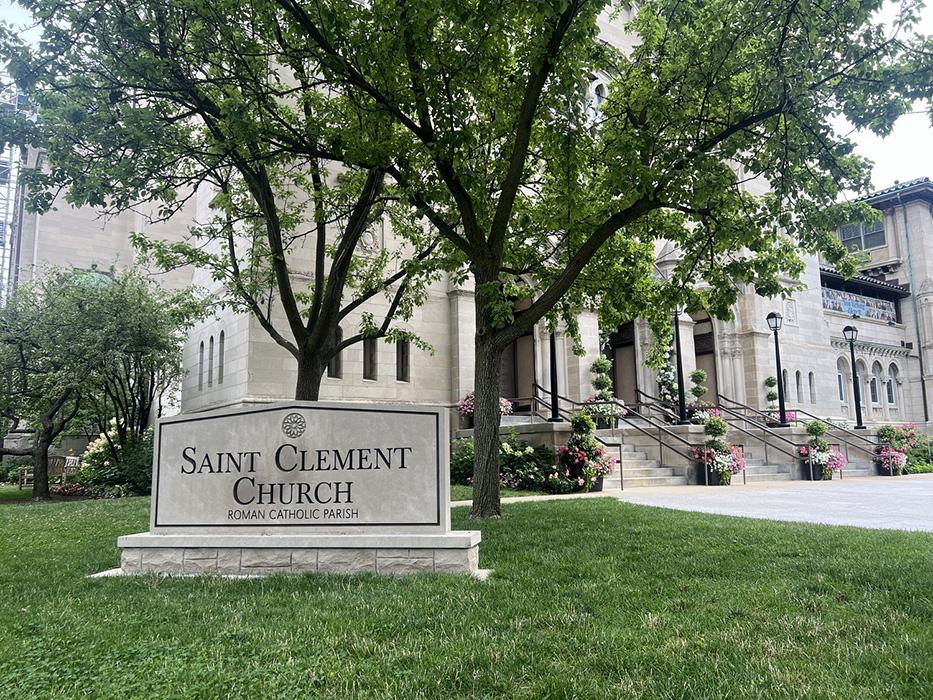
xmin=897 ymin=192 xmax=929 ymax=422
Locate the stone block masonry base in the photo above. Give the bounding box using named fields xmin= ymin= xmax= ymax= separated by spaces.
xmin=105 ymin=532 xmax=482 ymax=577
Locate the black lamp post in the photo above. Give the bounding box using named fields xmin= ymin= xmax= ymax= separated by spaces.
xmin=673 ymin=307 xmax=688 ymax=423
xmin=766 ymin=312 xmax=788 ymax=427
xmin=843 ymin=325 xmax=866 ymax=429
xmin=548 ymin=331 xmax=561 ymax=422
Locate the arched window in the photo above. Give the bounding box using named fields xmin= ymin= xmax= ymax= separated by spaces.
xmin=795 ymin=370 xmax=802 ymax=403
xmin=809 ymin=372 xmax=817 ymax=404
xmin=327 ymin=327 xmax=343 ymax=379
xmin=218 ymin=331 xmax=225 ymax=384
xmin=870 ymin=361 xmax=882 ymax=404
xmin=836 ymin=358 xmax=847 ymax=403
xmin=208 ymin=336 xmax=214 ymax=388
xmin=198 ymin=341 xmax=204 ymax=391
xmin=887 ymin=363 xmax=899 ymax=406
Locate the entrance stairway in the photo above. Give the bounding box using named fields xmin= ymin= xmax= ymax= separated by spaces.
xmin=597 ymin=434 xmax=688 ymax=488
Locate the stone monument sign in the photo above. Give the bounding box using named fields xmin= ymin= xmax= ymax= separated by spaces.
xmin=114 ymin=402 xmax=480 ymax=576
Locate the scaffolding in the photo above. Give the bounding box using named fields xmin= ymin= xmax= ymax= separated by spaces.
xmin=0 ymin=76 xmax=24 ymax=305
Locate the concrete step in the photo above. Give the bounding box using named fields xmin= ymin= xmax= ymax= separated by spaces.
xmin=744 ymin=463 xmax=791 ymax=474
xmin=617 ymin=452 xmax=649 ymax=462
xmin=617 ymin=465 xmax=672 ymax=478
xmin=621 ymin=475 xmax=690 ymax=488
xmin=738 ymin=472 xmax=795 ymax=483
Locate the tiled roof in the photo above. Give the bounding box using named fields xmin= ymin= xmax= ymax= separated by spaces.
xmin=858 ymin=177 xmax=933 ymax=204
xmin=819 ymin=265 xmax=911 ymax=296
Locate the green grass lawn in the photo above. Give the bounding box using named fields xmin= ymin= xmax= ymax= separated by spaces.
xmin=0 ymin=484 xmax=29 ymax=503
xmin=1 ymin=497 xmax=932 ymax=698
xmin=449 ymin=484 xmax=545 ymax=501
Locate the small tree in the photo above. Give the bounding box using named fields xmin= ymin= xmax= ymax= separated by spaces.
xmin=0 ymin=268 xmax=198 ymax=499
xmin=81 ymin=268 xmax=202 ymax=469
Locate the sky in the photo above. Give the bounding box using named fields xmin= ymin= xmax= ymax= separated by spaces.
xmin=1 ymin=0 xmax=931 ymax=194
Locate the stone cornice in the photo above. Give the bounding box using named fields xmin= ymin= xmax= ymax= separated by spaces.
xmin=830 ymin=337 xmax=910 ymax=358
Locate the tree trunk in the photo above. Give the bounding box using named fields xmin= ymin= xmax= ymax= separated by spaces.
xmin=294 ymin=350 xmax=326 ymax=401
xmin=471 ymin=329 xmax=504 ymax=519
xmin=31 ymin=432 xmax=52 ymax=501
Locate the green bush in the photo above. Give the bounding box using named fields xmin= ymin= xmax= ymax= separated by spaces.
xmin=590 ymin=356 xmax=612 ymax=375
xmin=906 ymin=435 xmax=933 ymax=474
xmin=703 ymin=416 xmax=729 ymax=438
xmin=78 ymin=428 xmax=154 ymax=495
xmin=450 ymin=431 xmax=553 ymax=491
xmin=764 ymin=375 xmax=778 ymax=388
xmin=805 ymin=420 xmax=827 ymax=438
xmin=0 ymin=456 xmax=30 ymax=483
xmin=450 ymin=437 xmax=475 ymax=485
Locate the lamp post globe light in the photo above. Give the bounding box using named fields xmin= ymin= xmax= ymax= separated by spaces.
xmin=766 ymin=312 xmax=788 ymax=427
xmin=673 ymin=306 xmax=688 ymax=423
xmin=843 ymin=325 xmax=866 ymax=429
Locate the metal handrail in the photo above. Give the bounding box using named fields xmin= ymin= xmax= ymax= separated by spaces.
xmin=718 ymin=394 xmax=877 ymax=461
xmin=532 ymin=383 xmax=698 ymax=466
xmin=784 ymin=406 xmax=878 ymax=453
xmin=639 ymin=387 xmax=808 ymax=469
xmin=712 ymin=402 xmax=803 ymax=461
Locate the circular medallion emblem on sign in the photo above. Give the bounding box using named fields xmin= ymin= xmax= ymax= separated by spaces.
xmin=281 ymin=412 xmax=306 ymax=438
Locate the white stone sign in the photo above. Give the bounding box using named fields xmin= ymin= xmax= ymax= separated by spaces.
xmin=152 ymin=402 xmax=444 ymax=532
xmin=113 ymin=402 xmax=481 ymax=577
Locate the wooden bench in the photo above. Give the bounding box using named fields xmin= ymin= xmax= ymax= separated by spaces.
xmin=18 ymin=456 xmax=69 ymax=489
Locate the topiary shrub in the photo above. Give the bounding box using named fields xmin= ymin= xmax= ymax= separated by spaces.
xmin=703 ymin=415 xmax=729 ymax=438
xmin=805 ymin=420 xmax=827 ymax=438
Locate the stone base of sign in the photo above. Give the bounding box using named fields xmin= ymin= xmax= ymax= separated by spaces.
xmin=113 ymin=531 xmax=481 ymax=576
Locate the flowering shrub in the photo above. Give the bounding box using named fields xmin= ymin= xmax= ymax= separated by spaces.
xmin=827 ymin=449 xmax=848 ymax=473
xmin=551 ymin=413 xmax=615 ymax=493
xmin=581 ymin=394 xmax=626 ymax=419
xmin=876 ymin=423 xmax=918 ymax=475
xmin=693 ymin=416 xmax=744 ymax=484
xmin=766 ymin=410 xmax=798 ymax=423
xmin=799 ymin=420 xmax=838 ymax=479
xmin=450 ymin=431 xmax=552 ymax=490
xmin=877 ymin=446 xmax=907 ymax=475
xmin=657 ymin=357 xmax=677 ymax=407
xmin=877 ymin=423 xmax=918 ymax=453
xmin=693 ymin=443 xmax=746 ymax=484
xmin=582 ymin=357 xmax=625 ymax=421
xmin=456 ymin=392 xmax=513 ymax=418
xmin=687 ymin=401 xmax=720 ymax=424
xmin=78 ymin=424 xmax=154 ymax=495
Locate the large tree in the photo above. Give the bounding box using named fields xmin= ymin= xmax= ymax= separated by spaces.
xmin=4 ymin=0 xmax=930 ymax=517
xmin=230 ymin=0 xmax=929 ymax=518
xmin=1 ymin=2 xmax=452 ymax=402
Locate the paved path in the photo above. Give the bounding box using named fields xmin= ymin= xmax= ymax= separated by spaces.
xmin=615 ymin=474 xmax=933 ymax=532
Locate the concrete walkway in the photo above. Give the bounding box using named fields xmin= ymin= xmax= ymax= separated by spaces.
xmin=453 ymin=475 xmax=933 ymax=533
xmin=615 ymin=474 xmax=933 ymax=533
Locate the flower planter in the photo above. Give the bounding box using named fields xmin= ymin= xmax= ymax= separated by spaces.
xmin=588 ymin=476 xmax=604 ymax=493
xmin=704 ymin=466 xmax=722 ymax=486
xmin=876 ymin=465 xmax=900 ymax=477
xmin=459 ymin=415 xmax=474 ymax=430
xmin=801 ymin=461 xmax=822 ymax=481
